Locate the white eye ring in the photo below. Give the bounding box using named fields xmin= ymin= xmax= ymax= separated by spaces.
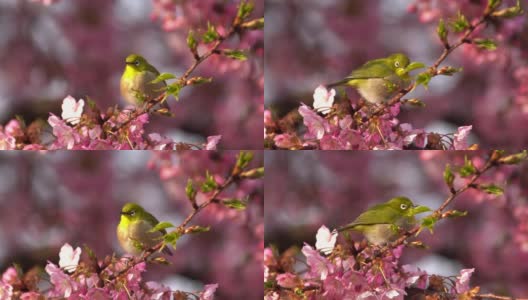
xmin=400 ymin=204 xmax=407 ymax=209
xmin=395 ymin=61 xmax=400 ymax=68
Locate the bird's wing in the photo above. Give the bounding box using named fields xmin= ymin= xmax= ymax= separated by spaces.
xmin=143 ymin=212 xmax=168 ymax=234
xmin=338 ymin=205 xmax=399 ymax=231
xmin=146 ymin=63 xmax=161 ymax=76
xmin=345 ymin=59 xmax=394 ymax=80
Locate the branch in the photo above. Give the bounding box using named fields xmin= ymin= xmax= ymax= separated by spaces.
xmin=102 ymin=172 xmax=237 ymax=282
xmin=366 ymin=12 xmax=490 ymax=120
xmin=381 ymin=150 xmax=500 ymax=252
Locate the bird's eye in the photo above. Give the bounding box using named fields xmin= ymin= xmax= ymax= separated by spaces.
xmin=400 ymin=204 xmax=407 ymax=210
xmin=395 ymin=61 xmax=400 ymax=68
xmin=134 ymin=60 xmax=140 ymax=66
xmin=130 ymin=211 xmax=135 ymax=216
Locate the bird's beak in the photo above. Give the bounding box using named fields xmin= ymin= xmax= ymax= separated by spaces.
xmin=125 ymin=61 xmax=134 ymax=66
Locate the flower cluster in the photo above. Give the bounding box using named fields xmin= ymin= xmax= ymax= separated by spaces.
xmin=264 ymin=150 xmax=528 ymax=298
xmin=0 ymin=95 xmax=221 ymax=150
xmin=0 ymin=244 xmax=218 ymax=299
xmin=266 ymin=86 xmax=472 ymax=150
xmin=265 ymin=227 xmax=477 ymax=299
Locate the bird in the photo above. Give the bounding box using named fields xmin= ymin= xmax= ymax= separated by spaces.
xmin=117 ymin=202 xmax=172 ymax=256
xmin=120 ymin=54 xmax=170 ymax=110
xmin=327 ymin=53 xmax=424 ymax=104
xmin=337 ymin=196 xmax=426 ymax=245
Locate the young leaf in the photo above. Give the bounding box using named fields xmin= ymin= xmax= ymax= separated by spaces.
xmin=223 ymin=198 xmax=248 ymax=210
xmin=459 ymin=156 xmax=477 ymax=177
xmin=479 ymin=184 xmax=504 ymax=195
xmin=222 ymin=49 xmax=248 ymax=61
xmin=438 ymin=66 xmax=463 ymax=76
xmin=201 ymin=171 xmax=218 ymax=192
xmin=450 ymin=11 xmax=470 ymax=32
xmin=237 ymin=0 xmax=255 ymax=20
xmin=150 ymin=73 xmax=176 ymax=84
xmin=437 ymin=18 xmax=448 ymax=45
xmin=185 ymin=179 xmax=197 ymax=201
xmin=487 ymin=0 xmax=502 ymax=11
xmin=491 ymin=0 xmax=524 ymax=18
xmin=150 ymin=221 xmax=174 ymax=233
xmin=416 ymin=72 xmax=432 ymax=89
xmin=187 ymin=30 xmax=197 ymax=52
xmin=474 ymin=38 xmax=497 ymax=51
xmin=166 ymin=83 xmax=183 ymax=100
xmin=411 ymin=205 xmax=431 ymax=215
xmin=443 ymin=164 xmax=455 ymax=190
xmin=241 ymin=17 xmax=264 ymax=30
xmin=202 ymin=22 xmax=220 ymax=43
xmin=187 ymin=76 xmax=213 ymax=85
xmin=420 ymin=216 xmax=438 ymax=234
xmin=443 ymin=210 xmax=468 ymax=218
xmin=163 ymin=232 xmax=181 ymax=247
xmin=185 ymin=225 xmax=211 ymax=234
xmin=240 ymin=167 xmax=264 ymax=179
xmin=498 ymin=150 xmax=528 ymax=164
xmin=236 ymin=151 xmax=254 ymax=170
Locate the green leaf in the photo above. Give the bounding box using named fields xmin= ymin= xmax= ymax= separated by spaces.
xmin=498 ymin=150 xmax=528 ymax=164
xmin=223 ymin=198 xmax=248 ymax=210
xmin=474 ymin=38 xmax=497 ymax=51
xmin=438 ymin=66 xmax=463 ymax=76
xmin=487 ymin=0 xmax=502 ymax=11
xmin=150 ymin=73 xmax=176 ymax=84
xmin=411 ymin=205 xmax=431 ymax=215
xmin=186 ymin=225 xmax=210 ymax=234
xmin=443 ymin=164 xmax=455 ymax=189
xmin=202 ymin=22 xmax=220 ymax=43
xmin=480 ymin=184 xmax=504 ymax=195
xmin=188 ymin=76 xmax=213 ymax=85
xmin=491 ymin=0 xmax=524 ymax=18
xmin=416 ymin=72 xmax=432 ymax=89
xmin=166 ymin=83 xmax=182 ymax=100
xmin=201 ymin=170 xmax=218 ymax=192
xmin=420 ymin=216 xmax=438 ymax=234
xmin=236 ymin=151 xmax=254 ymax=170
xmin=187 ymin=30 xmax=197 ymax=52
xmin=437 ymin=18 xmax=448 ymax=44
xmin=237 ymin=0 xmax=255 ymax=20
xmin=150 ymin=222 xmax=174 ymax=233
xmin=240 ymin=167 xmax=264 ymax=179
xmin=405 ymin=61 xmax=426 ymax=73
xmin=403 ymin=98 xmax=426 ymax=107
xmin=459 ymin=156 xmax=477 ymax=177
xmin=444 ymin=210 xmax=468 ymax=218
xmin=185 ymin=179 xmax=197 ymax=201
xmin=241 ymin=17 xmax=264 ymax=30
xmin=450 ymin=11 xmax=470 ymax=33
xmin=222 ymin=49 xmax=248 ymax=61
xmin=163 ymin=232 xmax=181 ymax=247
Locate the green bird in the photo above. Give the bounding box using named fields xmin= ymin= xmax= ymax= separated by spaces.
xmin=327 ymin=53 xmax=425 ymax=104
xmin=120 ymin=54 xmax=170 ymax=110
xmin=117 ymin=202 xmax=172 ymax=256
xmin=337 ymin=196 xmax=429 ymax=245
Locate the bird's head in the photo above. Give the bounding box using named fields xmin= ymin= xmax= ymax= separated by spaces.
xmin=125 ymin=54 xmax=149 ymax=71
xmin=120 ymin=202 xmax=146 ymax=222
xmin=386 ymin=196 xmax=415 ymax=213
xmin=388 ymin=53 xmax=426 ymax=77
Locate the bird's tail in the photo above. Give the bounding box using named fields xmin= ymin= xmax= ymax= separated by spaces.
xmin=163 ymin=246 xmax=173 ymax=256
xmin=326 ymin=79 xmax=349 ymax=89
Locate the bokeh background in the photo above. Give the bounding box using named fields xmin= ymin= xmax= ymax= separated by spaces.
xmin=264 ymin=151 xmax=528 ymax=297
xmin=0 ymin=0 xmax=263 ymax=149
xmin=0 ymin=150 xmax=264 ymax=299
xmin=265 ymin=0 xmax=528 ymax=149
